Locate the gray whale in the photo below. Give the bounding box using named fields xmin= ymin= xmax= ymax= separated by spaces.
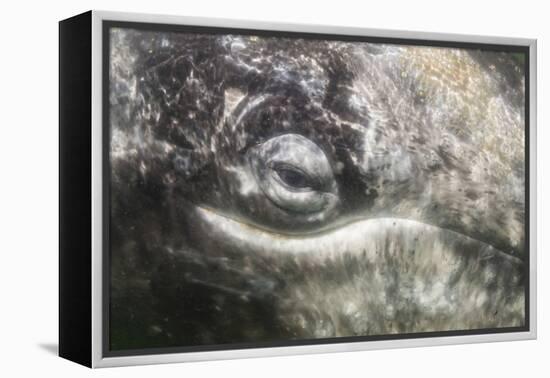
xmin=108 ymin=29 xmax=526 ymax=349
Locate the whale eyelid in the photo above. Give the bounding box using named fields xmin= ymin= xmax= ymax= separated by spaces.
xmin=267 ymin=161 xmax=319 ymax=192
xmin=248 ymin=133 xmax=339 ymax=216
xmin=267 ymin=161 xmax=309 ymax=176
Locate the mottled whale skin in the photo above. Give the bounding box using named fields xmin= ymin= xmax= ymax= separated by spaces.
xmin=108 ymin=29 xmax=526 ymax=349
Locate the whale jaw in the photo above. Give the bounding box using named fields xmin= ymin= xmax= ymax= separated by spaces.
xmin=174 ymin=206 xmax=525 ymax=338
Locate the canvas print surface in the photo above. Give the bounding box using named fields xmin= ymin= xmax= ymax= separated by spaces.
xmin=107 ymin=26 xmax=527 ymax=352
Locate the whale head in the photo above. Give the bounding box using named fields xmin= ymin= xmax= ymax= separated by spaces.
xmin=108 ymin=29 xmax=526 ymax=348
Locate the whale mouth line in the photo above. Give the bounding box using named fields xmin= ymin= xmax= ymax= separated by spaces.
xmin=194 ymin=205 xmax=519 ymax=263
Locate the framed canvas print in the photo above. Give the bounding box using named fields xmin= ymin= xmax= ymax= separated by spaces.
xmin=59 ymin=10 xmax=537 ymax=368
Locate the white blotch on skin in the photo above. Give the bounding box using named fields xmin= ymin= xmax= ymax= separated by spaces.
xmin=225 ymin=165 xmax=260 ymax=196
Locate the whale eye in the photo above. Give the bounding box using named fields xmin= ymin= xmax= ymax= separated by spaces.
xmin=248 ymin=134 xmax=338 ymax=215
xmin=271 ymin=162 xmax=314 ymax=190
